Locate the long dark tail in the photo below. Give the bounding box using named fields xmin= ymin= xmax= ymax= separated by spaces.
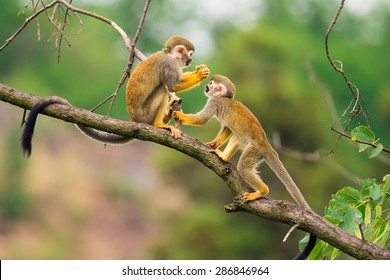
xmin=293 ymin=234 xmax=317 ymax=260
xmin=21 ymin=97 xmax=69 ymax=157
xmin=75 ymin=125 xmax=134 ymax=144
xmin=264 ymin=150 xmax=316 ymax=259
xmin=264 ymin=151 xmax=310 ymax=210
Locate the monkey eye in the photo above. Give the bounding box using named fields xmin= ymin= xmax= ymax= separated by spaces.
xmin=188 ymin=51 xmax=193 ymax=57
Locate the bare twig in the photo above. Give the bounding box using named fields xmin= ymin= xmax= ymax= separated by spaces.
xmin=107 ymin=0 xmax=151 ymax=116
xmin=56 ymin=0 xmax=74 ymax=63
xmin=0 ymin=1 xmax=58 ymax=52
xmin=325 ymin=0 xmax=371 ymax=145
xmin=1 ymin=0 xmax=145 ymax=61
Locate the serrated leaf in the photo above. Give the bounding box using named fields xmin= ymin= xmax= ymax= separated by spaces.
xmin=351 ymin=125 xmax=375 ymax=142
xmin=368 ymin=143 xmax=383 ymax=158
xmin=332 ymin=187 xmax=361 ymax=208
xmin=340 ymin=208 xmax=363 ymax=233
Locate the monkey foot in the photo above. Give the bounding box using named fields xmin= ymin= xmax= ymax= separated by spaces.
xmin=243 ymin=191 xmax=266 ymax=202
xmin=169 ymin=126 xmax=182 ymax=138
xmin=206 ymin=141 xmax=220 ymax=150
xmin=209 ymin=149 xmax=228 ymax=161
xmin=154 ymin=124 xmax=182 ymax=138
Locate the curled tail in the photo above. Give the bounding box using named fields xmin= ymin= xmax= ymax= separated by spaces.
xmin=21 ymin=96 xmax=134 ymax=157
xmin=21 ymin=96 xmax=69 ymax=157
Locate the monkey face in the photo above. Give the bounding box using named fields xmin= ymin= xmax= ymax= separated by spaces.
xmin=185 ymin=51 xmax=193 ymax=66
xmin=205 ymin=80 xmax=218 ymax=97
xmin=205 ymin=80 xmax=231 ymax=98
xmin=171 ymin=45 xmax=193 ymax=67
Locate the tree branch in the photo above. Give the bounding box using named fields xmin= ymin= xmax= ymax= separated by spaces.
xmin=1 ymin=82 xmax=389 ymax=260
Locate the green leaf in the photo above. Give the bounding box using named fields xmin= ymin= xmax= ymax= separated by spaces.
xmin=375 ymin=205 xmax=382 ymax=219
xmin=330 ymin=247 xmax=341 ymax=260
xmin=332 ymin=187 xmax=361 ymax=208
xmin=382 ymin=175 xmax=390 ymax=205
xmin=351 ymin=125 xmax=375 ymax=142
xmin=368 ymin=143 xmax=383 ymax=158
xmin=358 ymin=143 xmax=371 ymax=152
xmin=361 ymin=178 xmax=377 ymax=188
xmin=370 ymin=184 xmax=382 ymax=202
xmin=340 ymin=208 xmax=363 ymax=233
xmin=298 ymin=234 xmax=309 ymax=251
xmin=364 ymin=204 xmax=371 ymax=225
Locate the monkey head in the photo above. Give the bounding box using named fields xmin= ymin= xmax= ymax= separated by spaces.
xmin=163 ymin=36 xmax=195 ymax=67
xmin=205 ymin=75 xmax=236 ymax=98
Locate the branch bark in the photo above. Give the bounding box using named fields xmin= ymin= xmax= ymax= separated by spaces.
xmin=1 ymin=82 xmax=389 ymax=260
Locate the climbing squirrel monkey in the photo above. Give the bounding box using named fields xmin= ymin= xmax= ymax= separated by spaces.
xmin=21 ymin=36 xmax=210 ymax=156
xmin=173 ymin=75 xmax=316 ymax=260
xmin=172 ymin=75 xmax=311 ymax=210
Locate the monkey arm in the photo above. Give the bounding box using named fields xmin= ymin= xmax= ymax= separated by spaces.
xmin=207 ymin=126 xmax=232 ymax=149
xmin=172 ymin=111 xmax=207 ymax=126
xmin=170 ymin=67 xmax=210 ymax=93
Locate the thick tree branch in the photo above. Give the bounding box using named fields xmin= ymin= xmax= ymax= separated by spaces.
xmin=1 ymin=82 xmax=389 ymax=260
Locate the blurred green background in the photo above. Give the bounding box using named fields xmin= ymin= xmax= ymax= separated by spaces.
xmin=0 ymin=0 xmax=389 ymax=259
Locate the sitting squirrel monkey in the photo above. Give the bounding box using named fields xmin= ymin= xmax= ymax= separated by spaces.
xmin=173 ymin=75 xmax=316 ymax=259
xmin=21 ymin=36 xmax=210 ymax=156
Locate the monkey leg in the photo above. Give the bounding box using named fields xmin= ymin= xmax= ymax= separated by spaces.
xmin=206 ymin=126 xmax=232 ymax=150
xmin=213 ymin=134 xmax=240 ymax=161
xmin=237 ymin=146 xmax=269 ymax=202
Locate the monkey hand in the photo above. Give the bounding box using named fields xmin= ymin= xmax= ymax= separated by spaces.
xmin=206 ymin=141 xmax=220 ymax=150
xmin=196 ymin=64 xmax=210 ymax=80
xmin=168 ymin=95 xmax=182 ymax=112
xmin=172 ymin=110 xmax=184 ymax=121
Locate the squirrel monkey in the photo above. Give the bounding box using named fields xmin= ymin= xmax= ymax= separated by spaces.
xmin=173 ymin=75 xmax=316 ymax=259
xmin=21 ymin=36 xmax=210 ymax=156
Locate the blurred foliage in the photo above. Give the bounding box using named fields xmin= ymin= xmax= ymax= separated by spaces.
xmin=0 ymin=0 xmax=389 ymax=259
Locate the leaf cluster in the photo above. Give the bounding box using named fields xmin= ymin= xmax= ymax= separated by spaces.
xmin=308 ymin=175 xmax=390 ymax=259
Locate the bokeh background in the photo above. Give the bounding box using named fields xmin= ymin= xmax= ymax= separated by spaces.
xmin=0 ymin=0 xmax=389 ymax=259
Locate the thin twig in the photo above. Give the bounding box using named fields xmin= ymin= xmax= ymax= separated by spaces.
xmin=38 ymin=0 xmax=72 ymax=48
xmin=325 ymin=0 xmax=371 ymax=139
xmin=106 ymin=0 xmax=150 ymax=116
xmin=56 ymin=0 xmax=74 ymax=63
xmin=1 ymin=0 xmax=145 ymax=62
xmin=330 ymin=127 xmax=390 ymax=153
xmin=283 ymin=224 xmax=299 ymax=242
xmin=0 ymin=0 xmax=58 ymax=52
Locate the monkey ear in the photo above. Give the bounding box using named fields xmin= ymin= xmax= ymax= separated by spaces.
xmin=215 ymin=85 xmax=227 ymax=97
xmin=174 ymin=45 xmax=185 ymax=54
